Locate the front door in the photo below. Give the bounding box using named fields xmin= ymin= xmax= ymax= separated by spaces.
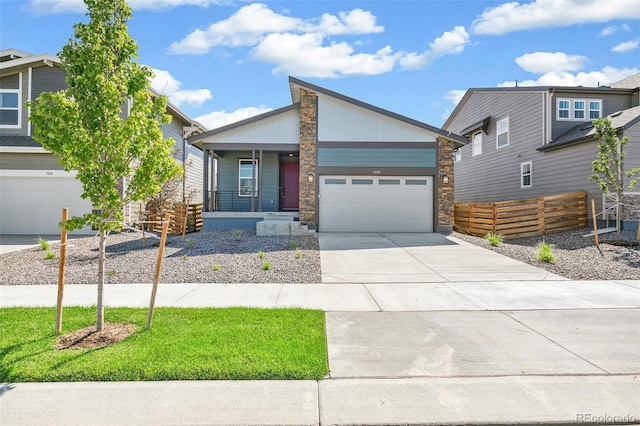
xmin=281 ymin=161 xmax=299 ymax=210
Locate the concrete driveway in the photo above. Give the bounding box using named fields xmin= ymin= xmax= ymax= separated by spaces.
xmin=318 ymin=232 xmax=564 ymax=283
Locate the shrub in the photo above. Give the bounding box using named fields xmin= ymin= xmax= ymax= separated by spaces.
xmin=536 ymin=242 xmax=556 ymax=264
xmin=295 ymin=250 xmax=302 ymax=259
xmin=212 ymin=264 xmax=221 ymax=271
xmin=484 ymin=232 xmax=503 ymax=247
xmin=182 ymin=254 xmax=188 ymax=261
xmin=261 ymin=261 xmax=272 ymax=271
xmin=232 ymin=229 xmax=242 ymax=241
xmin=38 ymin=238 xmax=50 ymax=251
xmin=288 ymin=241 xmax=297 ymax=249
xmin=106 ymin=268 xmax=117 ymax=277
xmin=258 ymin=251 xmax=265 ymax=259
xmin=185 ymin=238 xmax=196 ymax=249
xmin=44 ymin=251 xmax=55 ymax=260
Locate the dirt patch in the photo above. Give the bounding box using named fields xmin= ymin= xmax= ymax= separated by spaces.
xmin=57 ymin=323 xmax=137 ymax=350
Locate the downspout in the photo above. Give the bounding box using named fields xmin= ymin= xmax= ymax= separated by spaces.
xmin=547 ymin=89 xmax=554 ymax=145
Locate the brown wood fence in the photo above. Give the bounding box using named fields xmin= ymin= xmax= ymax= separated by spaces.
xmin=454 ymin=191 xmax=587 ymax=240
xmin=148 ymin=203 xmax=203 ymax=235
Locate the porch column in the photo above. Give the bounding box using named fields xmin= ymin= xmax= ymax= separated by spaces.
xmin=209 ymin=149 xmax=215 ymax=211
xmin=203 ymin=149 xmax=209 ymax=212
xmin=258 ymin=149 xmax=263 ymax=212
xmin=251 ymin=149 xmax=256 ymax=212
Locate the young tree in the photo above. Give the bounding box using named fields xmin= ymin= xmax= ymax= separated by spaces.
xmin=29 ymin=0 xmax=182 ymax=331
xmin=588 ymin=118 xmax=640 ymax=239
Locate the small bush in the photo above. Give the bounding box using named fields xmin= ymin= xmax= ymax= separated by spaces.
xmin=536 ymin=242 xmax=556 ymax=264
xmin=182 ymin=254 xmax=189 ymax=261
xmin=232 ymin=229 xmax=242 ymax=241
xmin=258 ymin=251 xmax=265 ymax=259
xmin=261 ymin=261 xmax=272 ymax=271
xmin=295 ymin=250 xmax=302 ymax=259
xmin=106 ymin=268 xmax=117 ymax=277
xmin=185 ymin=238 xmax=196 ymax=249
xmin=44 ymin=251 xmax=55 ymax=260
xmin=288 ymin=241 xmax=297 ymax=249
xmin=38 ymin=238 xmax=50 ymax=251
xmin=212 ymin=264 xmax=221 ymax=271
xmin=484 ymin=232 xmax=503 ymax=247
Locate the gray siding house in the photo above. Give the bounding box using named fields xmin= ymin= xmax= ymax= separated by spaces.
xmin=0 ymin=49 xmax=205 ymax=234
xmin=443 ymin=75 xmax=640 ymax=228
xmin=190 ymin=77 xmax=466 ymax=233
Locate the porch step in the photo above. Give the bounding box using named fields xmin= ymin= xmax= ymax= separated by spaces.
xmin=256 ymin=218 xmax=316 ymax=236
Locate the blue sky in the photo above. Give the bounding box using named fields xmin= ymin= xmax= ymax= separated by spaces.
xmin=2 ymin=0 xmax=639 ymax=129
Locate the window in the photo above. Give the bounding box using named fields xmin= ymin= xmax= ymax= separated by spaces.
xmin=471 ymin=131 xmax=482 ymax=156
xmin=454 ymin=148 xmax=461 ymax=162
xmin=521 ymin=162 xmax=532 ymax=188
xmin=352 ymin=179 xmax=373 ymax=185
xmin=0 ymin=90 xmax=20 ymax=127
xmin=238 ymin=159 xmax=258 ymax=196
xmin=557 ymin=98 xmax=601 ymax=121
xmin=496 ymin=117 xmax=509 ymax=148
xmin=589 ymin=101 xmax=602 ymax=119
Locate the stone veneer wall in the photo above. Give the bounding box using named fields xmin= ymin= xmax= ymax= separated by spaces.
xmin=298 ymin=88 xmax=317 ymax=227
xmin=438 ymin=137 xmax=455 ymax=232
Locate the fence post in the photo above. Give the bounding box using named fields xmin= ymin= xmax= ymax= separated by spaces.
xmin=491 ymin=203 xmax=497 ymax=233
xmin=538 ymin=197 xmax=545 ymax=235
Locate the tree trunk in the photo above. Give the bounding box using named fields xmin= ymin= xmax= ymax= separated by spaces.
xmin=97 ymin=230 xmax=106 ymax=331
xmin=616 ymin=191 xmax=622 ymax=240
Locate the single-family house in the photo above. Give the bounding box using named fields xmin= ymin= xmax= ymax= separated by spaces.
xmin=190 ymin=77 xmax=466 ymax=233
xmin=0 ymin=48 xmax=206 ymax=235
xmin=443 ymin=74 xmax=640 ymax=229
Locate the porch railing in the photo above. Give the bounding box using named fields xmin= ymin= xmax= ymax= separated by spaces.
xmin=207 ymin=190 xmax=261 ymax=212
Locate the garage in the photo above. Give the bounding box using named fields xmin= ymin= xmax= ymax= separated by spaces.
xmin=0 ymin=170 xmax=93 ymax=234
xmin=318 ymin=175 xmax=433 ymax=232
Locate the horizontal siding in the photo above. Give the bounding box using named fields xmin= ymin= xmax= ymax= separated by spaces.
xmin=31 ymin=65 xmax=67 ymax=98
xmin=217 ymin=151 xmax=279 ymax=211
xmin=0 ymin=74 xmax=20 ymax=89
xmin=623 ymin=121 xmax=640 ymax=188
xmin=318 ymin=147 xmax=436 ymax=168
xmin=0 ymin=70 xmax=27 ymax=136
xmin=318 ymin=96 xmax=437 ymax=142
xmin=0 ymin=152 xmax=63 ymax=170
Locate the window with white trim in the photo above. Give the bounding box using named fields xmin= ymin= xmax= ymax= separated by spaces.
xmin=496 ymin=117 xmax=509 ymax=148
xmin=471 ymin=131 xmax=482 ymax=156
xmin=0 ymin=90 xmax=20 ymax=127
xmin=238 ymin=159 xmax=258 ymax=196
xmin=557 ymin=98 xmax=601 ymax=121
xmin=454 ymin=148 xmax=461 ymax=162
xmin=521 ymin=162 xmax=532 ymax=188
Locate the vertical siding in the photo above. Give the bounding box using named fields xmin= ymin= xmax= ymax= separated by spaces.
xmin=218 ymin=151 xmax=279 ymax=212
xmin=318 ymin=96 xmax=437 ymax=142
xmin=205 ymin=109 xmax=299 ymax=144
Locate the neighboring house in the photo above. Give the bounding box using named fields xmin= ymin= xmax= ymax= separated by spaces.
xmin=0 ymin=48 xmax=205 ymax=235
xmin=189 ymin=77 xmax=466 ymax=233
xmin=443 ymin=75 xmax=640 ymax=228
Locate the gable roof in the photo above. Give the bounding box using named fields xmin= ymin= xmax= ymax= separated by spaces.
xmin=611 ymin=72 xmax=640 ymax=89
xmin=538 ymin=105 xmax=640 ymax=152
xmin=0 ymin=49 xmax=60 ymax=76
xmin=289 ymin=77 xmax=466 ymax=145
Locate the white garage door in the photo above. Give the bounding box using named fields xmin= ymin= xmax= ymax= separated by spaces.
xmin=319 ymin=175 xmax=433 ymax=232
xmin=0 ymin=171 xmax=93 ymax=234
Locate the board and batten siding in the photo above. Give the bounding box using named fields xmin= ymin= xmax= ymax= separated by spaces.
xmin=217 ymin=151 xmax=279 ymax=212
xmin=203 ymin=108 xmax=299 ymax=145
xmin=449 ymin=90 xmax=546 ymax=203
xmin=318 ymin=95 xmax=437 ymax=142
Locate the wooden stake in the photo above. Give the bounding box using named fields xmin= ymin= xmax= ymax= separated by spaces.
xmin=146 ymin=212 xmax=171 ymax=330
xmin=56 ymin=208 xmax=68 ymax=335
xmin=591 ymin=199 xmax=599 ymax=248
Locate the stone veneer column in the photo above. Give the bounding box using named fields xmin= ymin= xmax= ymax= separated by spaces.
xmin=438 ymin=137 xmax=455 ymax=232
xmin=298 ymin=88 xmax=317 ymax=227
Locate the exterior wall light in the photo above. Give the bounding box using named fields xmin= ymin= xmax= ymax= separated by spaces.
xmin=441 ymin=173 xmax=449 ymax=184
xmin=308 ymin=172 xmax=315 ymax=183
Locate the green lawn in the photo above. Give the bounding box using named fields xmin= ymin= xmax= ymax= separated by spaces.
xmin=0 ymin=307 xmax=328 ymax=382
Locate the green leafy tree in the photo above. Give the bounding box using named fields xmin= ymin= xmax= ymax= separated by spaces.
xmin=28 ymin=0 xmax=181 ymax=331
xmin=588 ymin=118 xmax=640 ymax=239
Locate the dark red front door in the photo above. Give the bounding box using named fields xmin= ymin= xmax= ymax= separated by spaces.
xmin=281 ymin=162 xmax=299 ymax=210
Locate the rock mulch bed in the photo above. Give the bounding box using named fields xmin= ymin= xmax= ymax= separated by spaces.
xmin=0 ymin=230 xmax=321 ymax=285
xmin=450 ymin=228 xmax=640 ymax=280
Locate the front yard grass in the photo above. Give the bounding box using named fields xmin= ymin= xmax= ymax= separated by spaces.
xmin=0 ymin=307 xmax=328 ymax=382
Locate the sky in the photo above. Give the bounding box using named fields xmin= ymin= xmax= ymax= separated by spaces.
xmin=1 ymin=0 xmax=639 ymax=130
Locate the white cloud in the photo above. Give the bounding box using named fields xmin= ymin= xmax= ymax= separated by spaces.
xmin=515 ymin=52 xmax=587 ymax=74
xmin=612 ymin=39 xmax=639 ymax=53
xmin=472 ymin=0 xmax=640 ymax=35
xmin=599 ymin=23 xmax=631 ymax=36
xmin=169 ymin=3 xmax=384 ymax=55
xmin=399 ymin=26 xmax=470 ymax=70
xmin=444 ymin=89 xmax=467 ymax=106
xmin=195 ymin=106 xmax=273 ymax=129
xmin=497 ymin=66 xmax=640 ymax=87
xmin=150 ymin=68 xmax=212 ymax=107
xmin=27 ymin=0 xmax=224 ymax=14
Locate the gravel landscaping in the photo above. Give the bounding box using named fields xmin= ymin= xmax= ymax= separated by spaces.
xmin=449 ymin=228 xmax=640 ymax=280
xmin=0 ymin=230 xmax=321 ymax=285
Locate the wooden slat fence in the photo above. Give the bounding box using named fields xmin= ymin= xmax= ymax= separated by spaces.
xmin=148 ymin=203 xmax=203 ymax=235
xmin=454 ymin=191 xmax=587 ymax=240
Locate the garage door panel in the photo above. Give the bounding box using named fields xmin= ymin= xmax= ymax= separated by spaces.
xmin=319 ymin=175 xmax=433 ymax=232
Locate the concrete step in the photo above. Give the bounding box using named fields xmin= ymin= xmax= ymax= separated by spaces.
xmin=256 ymin=219 xmax=315 ymax=236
